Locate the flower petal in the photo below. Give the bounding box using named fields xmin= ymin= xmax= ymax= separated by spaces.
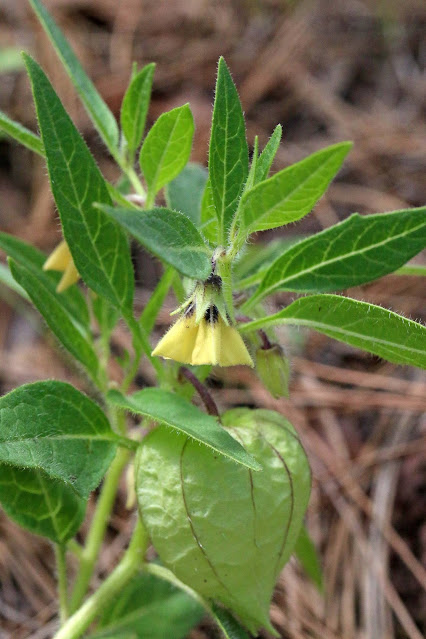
xmin=191 ymin=318 xmax=221 ymax=365
xmin=57 ymin=260 xmax=80 ymax=292
xmin=43 ymin=240 xmax=73 ymax=272
xmin=152 ymin=314 xmax=198 ymax=364
xmin=219 ymin=325 xmax=254 ymax=367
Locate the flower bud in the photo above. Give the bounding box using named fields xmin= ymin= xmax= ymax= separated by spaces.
xmin=256 ymin=344 xmax=290 ymax=398
xmin=136 ymin=408 xmax=311 ymax=635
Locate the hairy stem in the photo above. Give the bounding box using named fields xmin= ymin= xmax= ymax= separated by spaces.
xmin=55 ymin=544 xmax=69 ymax=623
xmin=54 ymin=518 xmax=148 ymax=639
xmin=218 ymin=255 xmax=235 ymax=324
xmin=179 ymin=367 xmax=220 ymax=417
xmin=69 ymin=447 xmax=130 ymax=612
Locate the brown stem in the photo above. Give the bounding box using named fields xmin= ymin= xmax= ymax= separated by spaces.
xmin=236 ymin=315 xmax=272 ymax=349
xmin=179 ymin=367 xmax=220 ymax=418
xmin=258 ymin=329 xmax=272 ymax=350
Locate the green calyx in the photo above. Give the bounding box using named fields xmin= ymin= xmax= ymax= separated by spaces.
xmin=256 ymin=344 xmax=290 ymax=398
xmin=136 ymin=408 xmax=311 ymax=635
xmin=173 ymin=273 xmax=230 ymax=326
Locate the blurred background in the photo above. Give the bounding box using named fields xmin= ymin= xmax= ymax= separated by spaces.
xmin=0 ymin=1 xmax=425 ymax=638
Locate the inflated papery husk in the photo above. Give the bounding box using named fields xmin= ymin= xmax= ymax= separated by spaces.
xmin=136 ymin=408 xmax=311 ymax=635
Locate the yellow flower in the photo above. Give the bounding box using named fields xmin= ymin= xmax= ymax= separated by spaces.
xmin=43 ymin=240 xmax=80 ymax=292
xmin=152 ymin=304 xmax=254 ymax=367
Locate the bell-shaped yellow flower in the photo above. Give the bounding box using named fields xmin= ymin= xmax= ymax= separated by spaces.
xmin=152 ymin=304 xmax=254 ymax=367
xmin=152 ymin=308 xmax=199 ymax=364
xmin=43 ymin=240 xmax=80 ymax=292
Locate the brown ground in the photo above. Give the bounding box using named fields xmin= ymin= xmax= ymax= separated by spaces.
xmin=0 ymin=1 xmax=425 ymax=638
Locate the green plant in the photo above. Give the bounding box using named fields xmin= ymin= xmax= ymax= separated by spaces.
xmin=0 ymin=1 xmax=425 ymax=637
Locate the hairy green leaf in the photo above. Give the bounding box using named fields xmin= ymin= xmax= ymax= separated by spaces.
xmin=396 ymin=264 xmax=426 ymax=277
xmin=200 ymin=177 xmax=219 ymax=244
xmin=140 ymin=104 xmax=194 ymax=200
xmin=137 ymin=408 xmax=310 ymax=635
xmin=165 ymin=162 xmax=208 ymax=225
xmin=29 ymin=0 xmax=119 ymax=152
xmin=24 ymin=55 xmax=134 ymax=312
xmin=0 ymin=109 xmax=44 ymax=156
xmin=234 ymin=237 xmax=303 ymax=291
xmin=242 ymin=136 xmax=258 ymax=195
xmin=255 ymin=124 xmax=282 ymax=184
xmin=92 ymin=571 xmax=204 ymax=639
xmin=0 ymin=262 xmax=28 ymax=299
xmin=210 ymin=604 xmax=250 ymax=639
xmin=235 ymin=142 xmax=352 ymax=242
xmin=9 ymin=259 xmax=99 ymax=378
xmin=249 ymin=207 xmax=426 ymax=304
xmin=0 ymin=464 xmax=86 ymax=543
xmin=121 ymin=63 xmax=155 ymax=158
xmin=294 ymin=526 xmax=324 ymax=593
xmin=0 ymin=231 xmax=89 ymax=329
xmin=101 ymin=206 xmax=211 ymax=280
xmin=0 ymin=48 xmax=25 ymax=73
xmin=0 ymin=381 xmax=117 ymax=542
xmin=209 ymin=57 xmax=248 ymax=242
xmin=0 ymin=381 xmax=117 ymax=491
xmin=108 ymin=388 xmax=261 ymax=470
xmin=240 ymin=294 xmax=426 ymax=368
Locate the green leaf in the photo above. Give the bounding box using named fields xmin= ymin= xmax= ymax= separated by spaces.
xmin=0 ymin=381 xmax=117 ymax=542
xmin=108 ymin=388 xmax=261 ymax=471
xmin=0 ymin=231 xmax=89 ymax=329
xmin=29 ymin=0 xmax=119 ymax=153
xmin=0 ymin=464 xmax=86 ymax=543
xmin=92 ymin=294 xmax=120 ymax=337
xmin=294 ymin=526 xmax=324 ymax=593
xmin=101 ymin=206 xmax=211 ymax=280
xmin=200 ymin=177 xmax=219 ymax=244
xmin=255 ymin=124 xmax=282 ymax=184
xmin=209 ymin=57 xmax=248 ymax=242
xmin=92 ymin=571 xmax=204 ymax=639
xmin=242 ymin=136 xmax=258 ymax=195
xmin=139 ymin=104 xmax=194 ymax=201
xmin=240 ymin=294 xmax=426 ymax=369
xmin=9 ymin=258 xmax=99 ymax=378
xmin=210 ymin=604 xmax=251 ymax=639
xmin=106 ymin=182 xmax=141 ymax=210
xmin=0 ymin=47 xmax=25 ymax=73
xmin=165 ymin=162 xmax=208 ymax=225
xmin=0 ymin=109 xmax=44 ymax=156
xmin=136 ymin=408 xmax=310 ymax=635
xmin=395 ymin=264 xmax=426 ymax=277
xmin=0 ymin=262 xmax=28 ymax=299
xmin=0 ymin=381 xmax=117 ymax=491
xmin=234 ymin=237 xmax=303 ymax=291
xmin=121 ymin=63 xmax=155 ymax=159
xmin=24 ymin=55 xmax=134 ymax=313
xmin=235 ymin=142 xmax=352 ymax=242
xmin=250 ymin=207 xmax=426 ymax=304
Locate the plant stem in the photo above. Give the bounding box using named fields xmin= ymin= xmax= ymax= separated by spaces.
xmin=53 ymin=518 xmax=148 ymax=639
xmin=218 ymin=255 xmax=235 ymax=324
xmin=144 ymin=562 xmax=208 ymax=611
xmin=67 ymin=539 xmax=84 ymax=560
xmin=69 ymin=447 xmax=130 ymax=612
xmin=139 ymin=265 xmax=175 ymax=334
xmin=123 ymin=312 xmax=164 ymax=387
xmin=179 ymin=367 xmax=220 ymax=417
xmin=55 ymin=544 xmax=69 ymax=623
xmin=125 ymin=164 xmax=146 ymax=198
